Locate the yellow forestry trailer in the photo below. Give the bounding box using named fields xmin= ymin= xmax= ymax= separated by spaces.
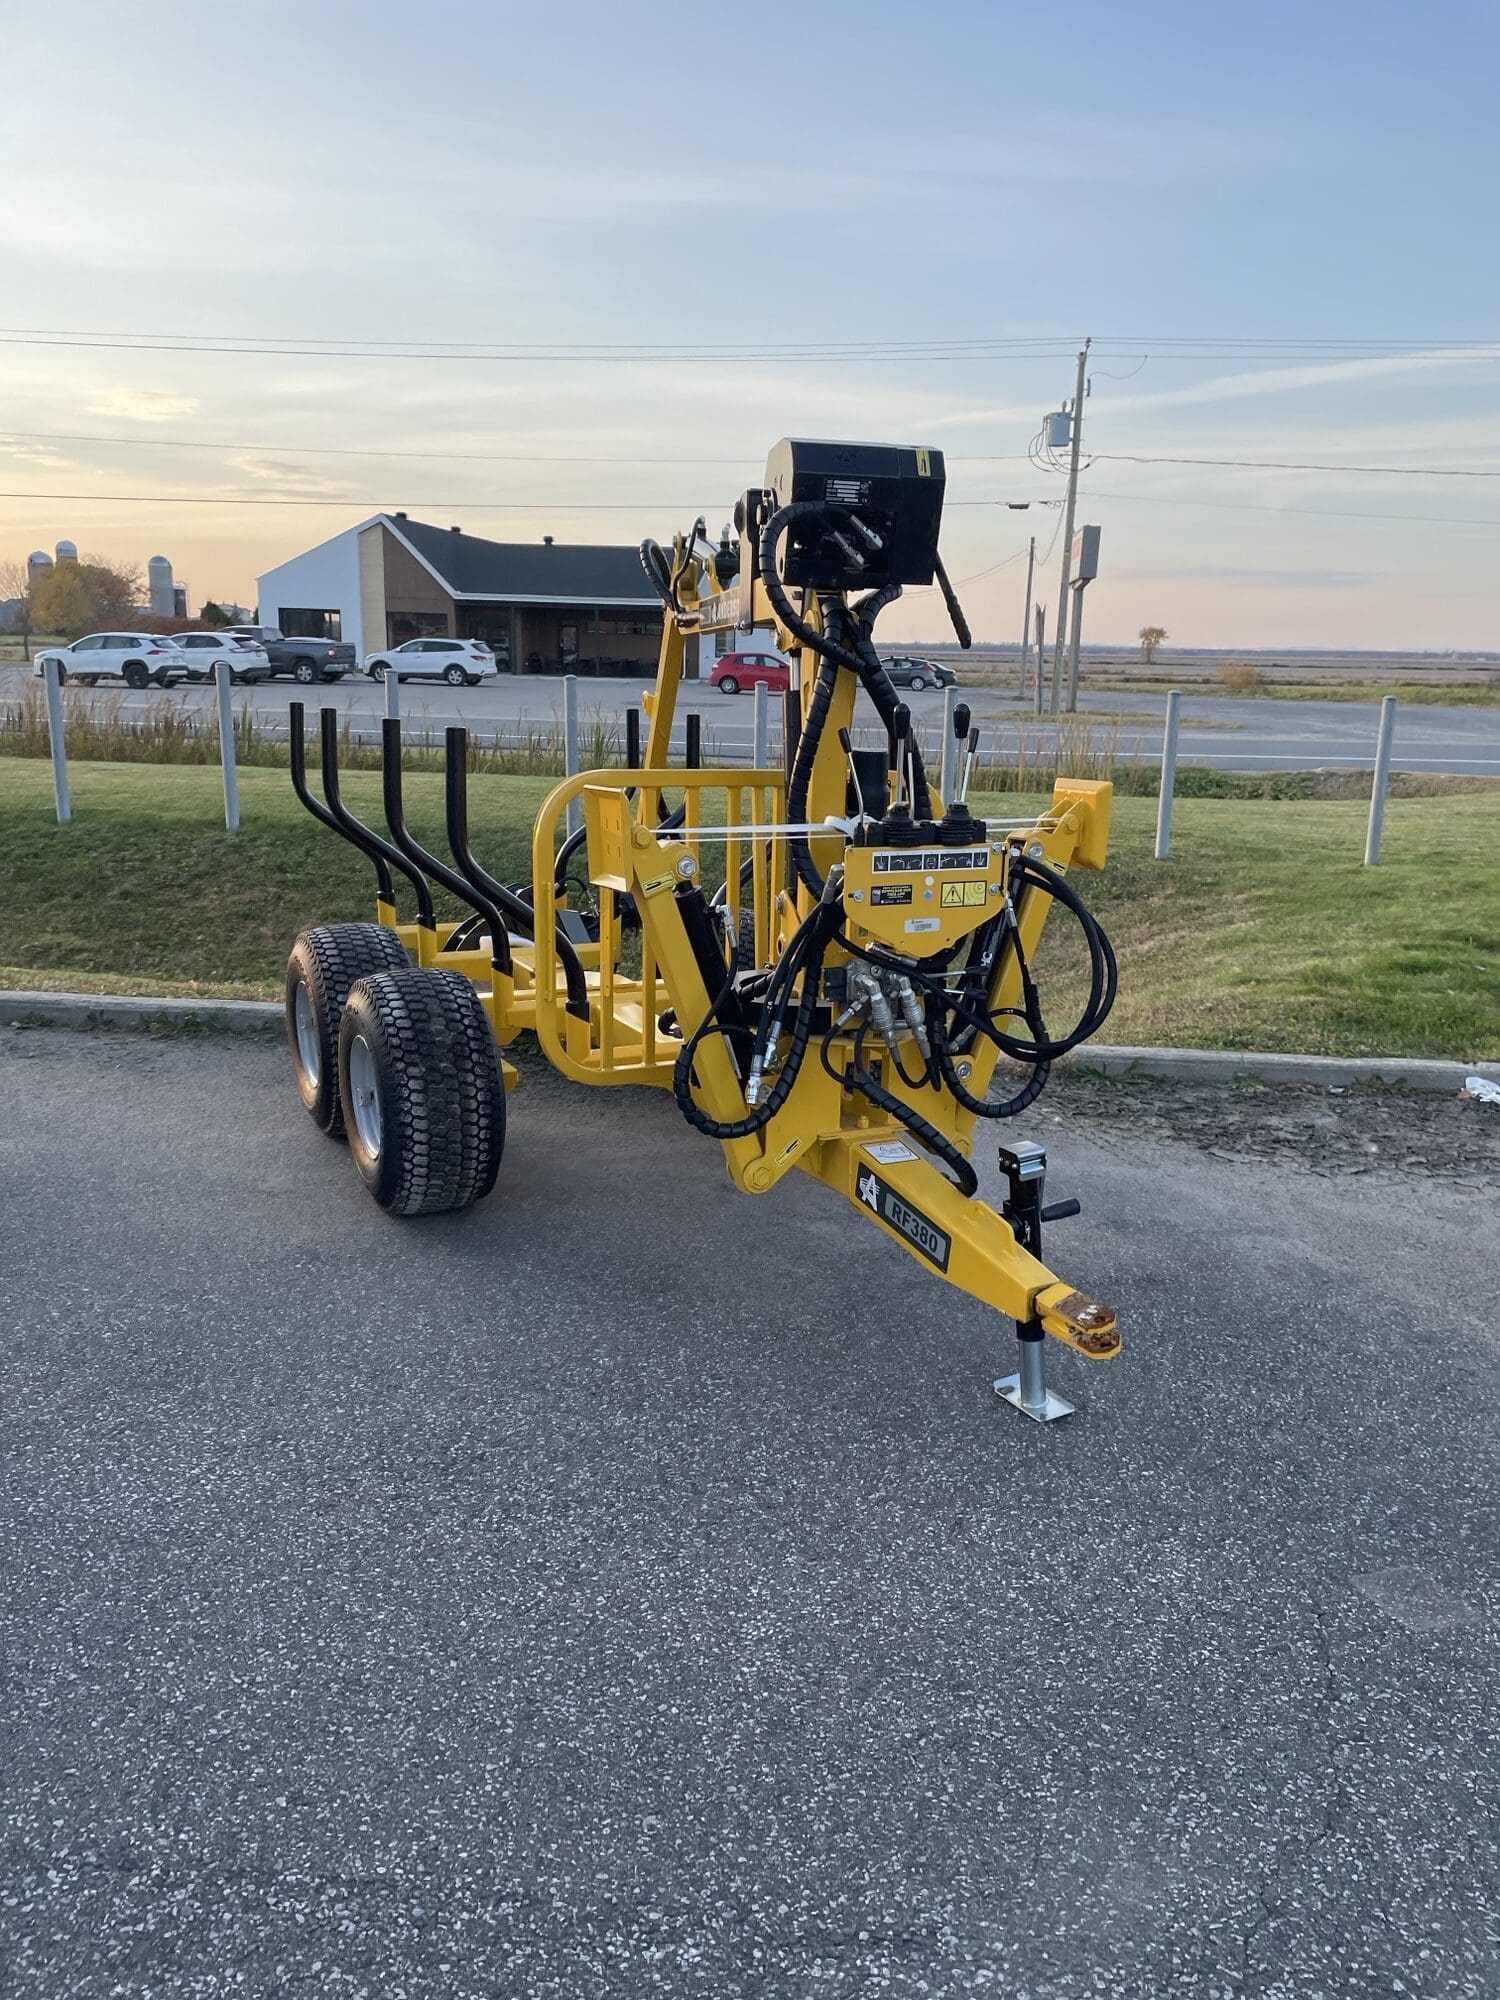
xmin=284 ymin=439 xmax=1121 ymax=1424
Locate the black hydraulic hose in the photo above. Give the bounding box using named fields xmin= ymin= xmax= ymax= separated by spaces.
xmin=673 ymin=898 xmax=841 ymax=1141
xmin=783 ymin=649 xmax=842 ymax=896
xmin=930 ymin=1008 xmax=1050 ymax=1121
xmin=843 ymin=1024 xmax=978 ymax=1197
xmin=982 ymin=854 xmax=1118 ymax=1062
xmin=639 ymin=538 xmax=677 ymax=611
xmin=757 ymin=503 xmax=933 ymax=819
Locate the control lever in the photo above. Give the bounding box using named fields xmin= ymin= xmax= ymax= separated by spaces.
xmin=890 ymin=702 xmax=913 ymax=812
xmin=837 ymin=726 xmax=866 ymax=821
xmin=958 ymin=727 xmax=981 ymax=805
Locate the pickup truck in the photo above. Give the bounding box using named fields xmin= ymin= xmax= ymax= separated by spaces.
xmin=228 ymin=626 xmax=357 ymax=684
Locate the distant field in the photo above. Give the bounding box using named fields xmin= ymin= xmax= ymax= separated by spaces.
xmin=939 ymin=644 xmax=1500 ymax=703
xmin=4 ymin=758 xmax=1496 ymax=1060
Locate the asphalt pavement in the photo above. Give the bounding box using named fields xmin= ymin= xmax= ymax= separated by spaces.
xmin=5 ymin=662 xmax=1498 ymax=776
xmin=2 ymin=1028 xmax=1497 ymax=1998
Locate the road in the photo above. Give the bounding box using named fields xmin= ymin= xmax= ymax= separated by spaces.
xmin=3 ymin=1027 xmax=1497 ymax=1998
xmin=6 ymin=662 xmax=1499 ymax=776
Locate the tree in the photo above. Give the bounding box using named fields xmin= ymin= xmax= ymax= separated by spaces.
xmin=1139 ymin=625 xmax=1168 ymax=664
xmin=31 ymin=563 xmax=99 ymax=639
xmin=30 ymin=556 xmax=143 ymax=639
xmin=199 ymin=600 xmax=231 ymax=627
xmin=0 ymin=559 xmax=35 ymax=659
xmin=81 ymin=555 xmax=144 ymax=629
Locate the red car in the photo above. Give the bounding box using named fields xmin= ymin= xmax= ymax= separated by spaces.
xmin=709 ymin=649 xmax=790 ymax=694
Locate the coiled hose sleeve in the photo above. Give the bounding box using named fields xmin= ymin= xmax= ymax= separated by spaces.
xmin=845 ymin=1032 xmax=978 ymax=1196
xmin=757 ymin=504 xmax=933 ymax=819
xmin=983 ymin=854 xmax=1118 ymax=1063
xmin=639 ymin=538 xmax=677 ymax=610
xmin=929 ymin=1008 xmax=1050 ymax=1121
xmin=672 ymin=900 xmax=839 ymax=1141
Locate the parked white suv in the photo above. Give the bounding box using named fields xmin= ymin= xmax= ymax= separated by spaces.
xmin=363 ymin=638 xmax=498 ymax=686
xmin=34 ymin=632 xmax=188 ymax=689
xmin=174 ymin=631 xmax=272 ymax=684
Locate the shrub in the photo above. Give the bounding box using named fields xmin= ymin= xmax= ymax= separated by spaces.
xmin=1217 ymin=661 xmax=1261 ymax=691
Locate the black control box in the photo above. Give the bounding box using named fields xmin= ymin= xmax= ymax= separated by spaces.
xmin=763 ymin=437 xmax=946 ymax=590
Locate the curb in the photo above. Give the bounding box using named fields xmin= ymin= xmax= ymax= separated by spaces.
xmin=3 ymin=990 xmax=282 ymax=1037
xmin=1058 ymin=1044 xmax=1500 ymax=1096
xmin=3 ymin=989 xmax=1496 ymax=1096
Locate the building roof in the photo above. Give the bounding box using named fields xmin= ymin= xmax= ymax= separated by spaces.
xmin=388 ymin=516 xmax=656 ymax=605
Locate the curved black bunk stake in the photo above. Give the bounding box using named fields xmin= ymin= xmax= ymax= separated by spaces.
xmin=289 ymin=700 xmax=396 ymax=903
xmin=289 ymin=698 xmax=383 ymax=862
xmin=317 ymin=705 xmax=434 ymax=928
xmin=380 ymin=716 xmax=520 ymax=977
xmin=438 ymin=730 xmax=514 ymax=978
xmin=442 ymin=725 xmax=591 ymax=1021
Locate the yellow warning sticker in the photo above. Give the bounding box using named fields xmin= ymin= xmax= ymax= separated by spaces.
xmin=941 ymin=880 xmax=987 ymax=908
xmin=915 ymin=448 xmax=932 ymax=477
xmin=640 ymin=870 xmax=677 ymax=897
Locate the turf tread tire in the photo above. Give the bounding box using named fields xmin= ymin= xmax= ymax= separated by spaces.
xmin=286 ymin=922 xmax=411 ymax=1136
xmin=339 ymin=968 xmax=504 ymax=1217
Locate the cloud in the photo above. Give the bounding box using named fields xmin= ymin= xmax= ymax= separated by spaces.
xmin=931 ymin=347 xmax=1500 ymax=431
xmin=0 ymin=444 xmax=71 ymax=469
xmin=87 ymin=389 xmax=201 ymax=423
xmin=1130 ymin=564 xmax=1372 ymax=590
xmin=225 ymin=454 xmax=356 ymax=497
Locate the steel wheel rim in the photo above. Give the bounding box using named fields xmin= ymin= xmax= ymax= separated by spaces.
xmin=293 ymin=978 xmax=321 ymax=1088
xmin=348 ymin=1034 xmax=383 ymax=1156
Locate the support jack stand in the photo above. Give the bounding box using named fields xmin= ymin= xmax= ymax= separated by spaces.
xmin=995 ymin=1319 xmax=1075 ymax=1423
xmin=991 ymin=1141 xmax=1083 ymax=1426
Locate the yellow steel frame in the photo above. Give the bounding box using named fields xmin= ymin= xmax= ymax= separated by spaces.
xmin=344 ymin=547 xmax=1120 ymax=1363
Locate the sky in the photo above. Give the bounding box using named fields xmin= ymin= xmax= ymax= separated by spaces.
xmin=0 ymin=0 xmax=1497 ymax=650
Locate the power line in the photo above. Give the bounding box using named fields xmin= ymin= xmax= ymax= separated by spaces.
xmin=3 ymin=483 xmax=1495 ymax=531
xmin=0 ymin=427 xmax=761 ymax=466
xmin=1093 ymin=450 xmax=1500 ymax=479
xmin=0 ymin=333 xmax=1087 ymax=365
xmin=1 ymin=326 xmax=1497 ymax=365
xmin=0 ymin=487 xmax=1066 ymax=512
xmin=6 ymin=428 xmax=1497 ymax=483
xmin=1080 ymin=485 xmax=1500 ymax=528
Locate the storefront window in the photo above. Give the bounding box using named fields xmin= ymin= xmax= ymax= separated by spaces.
xmin=388 ymin=611 xmax=451 ymax=646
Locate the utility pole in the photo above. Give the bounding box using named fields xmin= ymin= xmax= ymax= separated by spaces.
xmin=1017 ymin=535 xmax=1036 ymax=699
xmin=1032 ymin=603 xmax=1047 ymax=718
xmin=1048 ymin=338 xmax=1090 ymax=715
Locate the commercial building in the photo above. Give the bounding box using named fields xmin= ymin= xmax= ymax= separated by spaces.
xmin=256 ymin=515 xmax=666 ymax=674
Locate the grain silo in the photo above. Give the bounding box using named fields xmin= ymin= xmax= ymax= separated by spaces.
xmin=55 ymin=539 xmax=78 ymax=564
xmin=148 ymin=555 xmax=175 ymax=617
xmin=27 ymin=550 xmax=53 ymax=588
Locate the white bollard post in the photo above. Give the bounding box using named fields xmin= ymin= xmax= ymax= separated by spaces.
xmin=939 ymin=684 xmax=957 ymax=801
xmin=214 ymin=661 xmax=240 ymax=832
xmin=1154 ymin=688 xmax=1181 ymax=861
xmin=384 ymin=666 xmax=400 ymax=723
xmin=753 ymin=677 xmax=769 ymax=769
xmin=43 ymin=657 xmax=71 ymax=824
xmin=1364 ymin=695 xmax=1397 ymax=866
xmin=563 ymin=672 xmax=581 ymax=837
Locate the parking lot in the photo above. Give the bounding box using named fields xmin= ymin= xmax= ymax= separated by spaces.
xmin=5 ymin=660 xmax=1500 ymax=776
xmin=3 ymin=1026 xmax=1497 ymax=1997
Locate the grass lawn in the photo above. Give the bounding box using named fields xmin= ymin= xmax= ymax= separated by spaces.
xmin=3 ymin=757 xmax=1496 ymax=1059
xmin=1082 ymin=678 xmax=1500 ymax=708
